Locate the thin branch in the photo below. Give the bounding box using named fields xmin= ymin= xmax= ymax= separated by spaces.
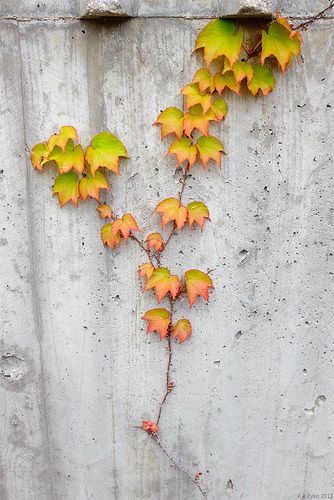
xmin=179 ymin=162 xmax=190 ymax=203
xmin=157 ymin=298 xmax=174 ymax=424
xmin=130 ymin=234 xmax=154 ymax=265
xmin=293 ymin=1 xmax=334 ymax=30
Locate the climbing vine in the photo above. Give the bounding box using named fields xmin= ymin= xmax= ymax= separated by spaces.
xmin=31 ymin=13 xmax=306 ymax=497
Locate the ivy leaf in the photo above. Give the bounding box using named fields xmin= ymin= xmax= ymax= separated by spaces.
xmin=195 ymin=18 xmax=244 ymax=67
xmin=154 ymin=107 xmax=184 ymax=139
xmin=48 ymin=139 xmax=85 ymax=174
xmin=168 ymin=136 xmax=198 ymax=168
xmin=192 ymin=68 xmax=215 ymax=93
xmin=112 ymin=213 xmax=139 ymax=242
xmin=187 ymin=201 xmax=210 ymax=230
xmin=139 ymin=262 xmax=155 ymax=280
xmin=142 ymin=420 xmax=158 ymax=433
xmin=172 ymin=319 xmax=192 ymax=343
xmin=185 ymin=269 xmax=214 ymax=308
xmin=31 ymin=143 xmax=50 ymax=170
xmin=85 ymin=131 xmax=128 ymax=176
xmin=145 ymin=267 xmax=180 ymax=302
xmin=261 ymin=21 xmax=302 ymax=72
xmin=101 ymin=223 xmax=121 ymax=249
xmin=155 ymin=197 xmax=188 ymax=229
xmin=183 ymin=106 xmax=218 ymax=138
xmin=196 ymin=136 xmax=224 ymax=169
xmin=53 ymin=171 xmax=80 ymax=207
xmin=142 ymin=308 xmax=171 ymax=340
xmin=247 ymin=64 xmax=275 ymax=96
xmin=223 ymin=59 xmax=254 ymax=83
xmin=97 ymin=203 xmax=113 ymax=219
xmin=214 ymin=72 xmax=241 ymax=95
xmin=276 ymin=13 xmax=303 ymax=43
xmin=48 ymin=125 xmax=78 ymax=152
xmin=182 ymin=83 xmax=212 ymax=113
xmin=147 ymin=233 xmax=164 ymax=252
xmin=211 ymin=97 xmax=228 ymax=121
xmin=79 ymin=171 xmax=109 ymax=202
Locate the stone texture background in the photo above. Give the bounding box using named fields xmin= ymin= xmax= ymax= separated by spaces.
xmin=0 ymin=1 xmax=333 ymax=499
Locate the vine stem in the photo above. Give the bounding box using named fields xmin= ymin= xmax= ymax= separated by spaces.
xmin=293 ymin=0 xmax=334 ymax=30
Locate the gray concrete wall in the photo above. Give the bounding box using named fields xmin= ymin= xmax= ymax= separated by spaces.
xmin=0 ymin=2 xmax=333 ymax=499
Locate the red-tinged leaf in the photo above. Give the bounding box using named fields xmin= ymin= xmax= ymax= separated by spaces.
xmin=53 ymin=171 xmax=80 ymax=207
xmin=154 ymin=107 xmax=184 ymax=140
xmin=196 ymin=136 xmax=224 ymax=169
xmin=276 ymin=13 xmax=303 ymax=44
xmin=101 ymin=223 xmax=121 ymax=249
xmin=48 ymin=139 xmax=85 ymax=174
xmin=223 ymin=59 xmax=254 ymax=83
xmin=187 ymin=201 xmax=210 ymax=230
xmin=192 ymin=68 xmax=215 ymax=93
xmin=112 ymin=213 xmax=139 ymax=242
xmin=155 ymin=197 xmax=188 ymax=230
xmin=214 ymin=71 xmax=241 ymax=95
xmin=261 ymin=21 xmax=301 ymax=73
xmin=183 ymin=106 xmax=218 ymax=138
xmin=142 ymin=308 xmax=171 ymax=340
xmin=142 ymin=420 xmax=158 ymax=433
xmin=185 ymin=269 xmax=214 ymax=308
xmin=79 ymin=171 xmax=109 ymax=202
xmin=168 ymin=136 xmax=198 ymax=168
xmin=139 ymin=262 xmax=155 ymax=280
xmin=31 ymin=143 xmax=50 ymax=170
xmin=145 ymin=267 xmax=180 ymax=302
xmin=211 ymin=97 xmax=228 ymax=121
xmin=48 ymin=125 xmax=78 ymax=152
xmin=172 ymin=319 xmax=192 ymax=343
xmin=182 ymin=83 xmax=212 ymax=113
xmin=86 ymin=131 xmax=128 ymax=176
xmin=147 ymin=233 xmax=164 ymax=252
xmin=247 ymin=64 xmax=275 ymax=96
xmin=195 ymin=18 xmax=244 ymax=67
xmin=97 ymin=203 xmax=113 ymax=219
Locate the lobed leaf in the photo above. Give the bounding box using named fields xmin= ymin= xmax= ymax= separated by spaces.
xmin=247 ymin=64 xmax=275 ymax=96
xmin=211 ymin=97 xmax=228 ymax=121
xmin=187 ymin=201 xmax=210 ymax=230
xmin=147 ymin=233 xmax=164 ymax=252
xmin=86 ymin=131 xmax=128 ymax=176
xmin=185 ymin=269 xmax=214 ymax=308
xmin=112 ymin=213 xmax=139 ymax=242
xmin=145 ymin=267 xmax=180 ymax=302
xmin=31 ymin=143 xmax=50 ymax=170
xmin=182 ymin=83 xmax=212 ymax=113
xmin=154 ymin=107 xmax=184 ymax=140
xmin=48 ymin=125 xmax=78 ymax=153
xmin=48 ymin=139 xmax=85 ymax=174
xmin=139 ymin=262 xmax=155 ymax=280
xmin=53 ymin=171 xmax=80 ymax=207
xmin=155 ymin=197 xmax=188 ymax=230
xmin=192 ymin=68 xmax=215 ymax=94
xmin=97 ymin=203 xmax=113 ymax=219
xmin=214 ymin=71 xmax=241 ymax=95
xmin=183 ymin=106 xmax=218 ymax=138
xmin=142 ymin=308 xmax=171 ymax=340
xmin=172 ymin=319 xmax=192 ymax=343
xmin=168 ymin=136 xmax=198 ymax=168
xmin=223 ymin=59 xmax=254 ymax=83
xmin=196 ymin=135 xmax=224 ymax=169
xmin=101 ymin=223 xmax=121 ymax=249
xmin=79 ymin=171 xmax=109 ymax=202
xmin=261 ymin=21 xmax=301 ymax=73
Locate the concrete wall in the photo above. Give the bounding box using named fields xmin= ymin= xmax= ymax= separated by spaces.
xmin=0 ymin=2 xmax=333 ymax=499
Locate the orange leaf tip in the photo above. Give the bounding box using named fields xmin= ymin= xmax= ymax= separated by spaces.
xmin=185 ymin=269 xmax=214 ymax=308
xmin=154 ymin=107 xmax=183 ymax=140
xmin=85 ymin=131 xmax=128 ymax=176
xmin=97 ymin=203 xmax=113 ymax=219
xmin=172 ymin=319 xmax=192 ymax=343
xmin=142 ymin=420 xmax=158 ymax=433
xmin=155 ymin=197 xmax=187 ymax=230
xmin=112 ymin=213 xmax=139 ymax=242
xmin=101 ymin=223 xmax=121 ymax=250
xmin=142 ymin=308 xmax=171 ymax=340
xmin=187 ymin=201 xmax=210 ymax=230
xmin=145 ymin=267 xmax=181 ymax=302
xmin=146 ymin=233 xmax=164 ymax=252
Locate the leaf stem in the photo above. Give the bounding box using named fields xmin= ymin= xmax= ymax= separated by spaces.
xmin=156 ymin=298 xmax=174 ymax=424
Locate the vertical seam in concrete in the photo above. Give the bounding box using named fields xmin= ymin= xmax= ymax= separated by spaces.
xmin=17 ymin=22 xmax=55 ymax=500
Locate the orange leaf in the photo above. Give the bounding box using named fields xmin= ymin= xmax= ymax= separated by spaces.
xmin=97 ymin=203 xmax=113 ymax=219
xmin=183 ymin=106 xmax=218 ymax=138
xmin=142 ymin=420 xmax=158 ymax=433
xmin=168 ymin=136 xmax=198 ymax=168
xmin=192 ymin=67 xmax=215 ymax=93
xmin=79 ymin=171 xmax=109 ymax=202
xmin=147 ymin=233 xmax=164 ymax=252
xmin=101 ymin=223 xmax=121 ymax=249
xmin=185 ymin=269 xmax=214 ymax=307
xmin=154 ymin=107 xmax=184 ymax=140
xmin=145 ymin=267 xmax=180 ymax=302
xmin=142 ymin=308 xmax=171 ymax=340
xmin=139 ymin=262 xmax=155 ymax=280
xmin=182 ymin=83 xmax=212 ymax=113
xmin=155 ymin=198 xmax=187 ymax=230
xmin=112 ymin=213 xmax=139 ymax=242
xmin=172 ymin=319 xmax=192 ymax=343
xmin=187 ymin=201 xmax=210 ymax=230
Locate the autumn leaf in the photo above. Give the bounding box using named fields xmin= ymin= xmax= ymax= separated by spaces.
xmin=139 ymin=262 xmax=155 ymax=280
xmin=79 ymin=171 xmax=109 ymax=202
xmin=31 ymin=143 xmax=50 ymax=170
xmin=142 ymin=308 xmax=171 ymax=339
xmin=192 ymin=68 xmax=215 ymax=93
xmin=48 ymin=139 xmax=85 ymax=174
xmin=183 ymin=106 xmax=218 ymax=138
xmin=211 ymin=97 xmax=228 ymax=121
xmin=97 ymin=203 xmax=113 ymax=219
xmin=48 ymin=125 xmax=78 ymax=152
xmin=196 ymin=136 xmax=224 ymax=168
xmin=247 ymin=64 xmax=275 ymax=96
xmin=223 ymin=59 xmax=254 ymax=83
xmin=101 ymin=223 xmax=121 ymax=249
xmin=276 ymin=13 xmax=303 ymax=43
xmin=261 ymin=21 xmax=301 ymax=72
xmin=53 ymin=171 xmax=80 ymax=207
xmin=85 ymin=131 xmax=128 ymax=176
xmin=154 ymin=107 xmax=184 ymax=139
xmin=142 ymin=420 xmax=158 ymax=433
xmin=112 ymin=213 xmax=139 ymax=242
xmin=214 ymin=71 xmax=241 ymax=95
xmin=147 ymin=233 xmax=164 ymax=252
xmin=155 ymin=198 xmax=188 ymax=230
xmin=145 ymin=267 xmax=180 ymax=302
xmin=172 ymin=319 xmax=192 ymax=343
xmin=185 ymin=269 xmax=214 ymax=307
xmin=182 ymin=83 xmax=212 ymax=113
xmin=168 ymin=136 xmax=198 ymax=168
xmin=187 ymin=201 xmax=210 ymax=230
xmin=195 ymin=18 xmax=244 ymax=67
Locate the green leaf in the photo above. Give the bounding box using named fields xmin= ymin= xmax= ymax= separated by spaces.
xmin=261 ymin=22 xmax=301 ymax=72
xmin=53 ymin=171 xmax=80 ymax=207
xmin=196 ymin=136 xmax=224 ymax=169
xmin=48 ymin=139 xmax=84 ymax=173
xmin=85 ymin=132 xmax=128 ymax=176
xmin=211 ymin=98 xmax=228 ymax=121
xmin=247 ymin=64 xmax=275 ymax=96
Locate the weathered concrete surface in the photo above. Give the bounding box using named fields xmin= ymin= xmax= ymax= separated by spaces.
xmin=0 ymin=6 xmax=334 ymax=500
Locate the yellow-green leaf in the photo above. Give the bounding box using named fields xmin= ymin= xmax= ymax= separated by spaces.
xmin=247 ymin=64 xmax=275 ymax=96
xmin=261 ymin=21 xmax=301 ymax=72
xmin=196 ymin=136 xmax=224 ymax=169
xmin=223 ymin=59 xmax=254 ymax=83
xmin=48 ymin=125 xmax=78 ymax=152
xmin=97 ymin=203 xmax=113 ymax=219
xmin=101 ymin=223 xmax=121 ymax=249
xmin=31 ymin=143 xmax=49 ymax=170
xmin=154 ymin=107 xmax=184 ymax=140
xmin=211 ymin=98 xmax=228 ymax=121
xmin=187 ymin=201 xmax=210 ymax=230
xmin=214 ymin=71 xmax=241 ymax=95
xmin=53 ymin=171 xmax=80 ymax=208
xmin=168 ymin=136 xmax=198 ymax=168
xmin=192 ymin=68 xmax=215 ymax=94
xmin=79 ymin=171 xmax=109 ymax=202
xmin=48 ymin=139 xmax=84 ymax=173
xmin=182 ymin=83 xmax=212 ymax=113
xmin=172 ymin=319 xmax=192 ymax=343
xmin=185 ymin=269 xmax=214 ymax=308
xmin=85 ymin=131 xmax=128 ymax=176
xmin=155 ymin=198 xmax=188 ymax=230
xmin=183 ymin=106 xmax=218 ymax=138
